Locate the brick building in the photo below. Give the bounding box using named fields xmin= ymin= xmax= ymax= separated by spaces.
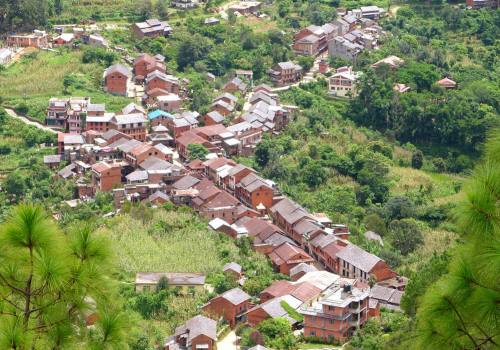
xmin=235 ymin=173 xmax=274 ymax=210
xmin=104 ymin=64 xmax=131 ymax=96
xmin=300 ymin=283 xmax=370 ymax=342
xmin=91 ymin=162 xmax=122 ymax=191
xmin=163 ymin=315 xmax=216 ymax=350
xmin=202 ymin=288 xmax=250 ymax=328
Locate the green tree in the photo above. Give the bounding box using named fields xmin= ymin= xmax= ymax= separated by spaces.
xmin=297 ymin=56 xmax=314 ymax=72
xmin=54 ymin=0 xmax=63 ymax=15
xmin=155 ymin=0 xmax=168 ymax=19
xmin=388 ymin=218 xmax=423 ymax=255
xmin=0 ymin=204 xmax=128 ymax=349
xmin=364 ymin=213 xmax=387 ymax=236
xmin=411 ymin=150 xmax=424 ymax=169
xmin=302 ymin=161 xmax=327 ymax=188
xmin=415 ymin=131 xmax=500 ymax=349
xmin=187 ymin=143 xmax=209 ymax=161
xmin=384 ymin=196 xmax=416 ymax=221
xmin=401 ymin=252 xmax=450 ymax=316
xmin=4 ymin=171 xmax=26 ymax=198
xmin=257 ymin=318 xmax=297 ymax=350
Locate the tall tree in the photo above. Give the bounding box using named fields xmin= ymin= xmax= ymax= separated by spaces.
xmin=0 ymin=204 xmax=128 ymax=349
xmin=415 ymin=130 xmax=500 ymax=349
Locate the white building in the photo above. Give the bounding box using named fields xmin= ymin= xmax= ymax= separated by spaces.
xmin=328 ymin=66 xmax=362 ymax=98
xmin=0 ymin=48 xmax=13 ymax=65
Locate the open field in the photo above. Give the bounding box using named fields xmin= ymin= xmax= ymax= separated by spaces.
xmin=389 ymin=166 xmax=464 ymax=203
xmin=100 ymin=209 xmax=240 ymax=275
xmin=0 ymin=50 xmax=132 ymax=121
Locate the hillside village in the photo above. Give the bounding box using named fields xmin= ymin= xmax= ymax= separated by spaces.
xmin=0 ymin=0 xmax=498 ymax=349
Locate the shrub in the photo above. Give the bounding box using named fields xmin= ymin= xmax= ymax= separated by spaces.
xmin=15 ymin=103 xmax=29 ymax=115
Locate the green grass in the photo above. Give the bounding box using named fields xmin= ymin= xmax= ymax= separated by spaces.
xmin=389 ymin=166 xmax=463 ymax=203
xmin=0 ymin=50 xmax=132 ymax=121
xmin=100 ymin=209 xmax=240 ymax=276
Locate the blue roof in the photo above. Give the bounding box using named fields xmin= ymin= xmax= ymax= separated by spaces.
xmin=148 ymin=110 xmax=172 ymax=120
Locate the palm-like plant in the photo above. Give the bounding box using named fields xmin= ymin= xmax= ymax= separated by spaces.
xmin=415 ymin=131 xmax=500 ymax=349
xmin=0 ymin=204 xmax=129 ymax=349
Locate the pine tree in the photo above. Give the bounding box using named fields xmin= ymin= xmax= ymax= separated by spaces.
xmin=415 ymin=130 xmax=500 ymax=349
xmin=0 ymin=204 xmax=129 ymax=349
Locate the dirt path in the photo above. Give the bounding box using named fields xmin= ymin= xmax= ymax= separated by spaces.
xmin=4 ymin=108 xmax=57 ymax=134
xmin=217 ymin=330 xmax=238 ymax=350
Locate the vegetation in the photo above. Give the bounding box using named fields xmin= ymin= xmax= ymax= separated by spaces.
xmin=187 ymin=143 xmax=209 ymax=161
xmin=349 ymin=6 xmax=499 ymax=154
xmin=0 ymin=50 xmax=130 ymax=122
xmin=0 ymin=204 xmax=129 ymax=349
xmin=0 ymin=109 xmax=70 ymax=219
xmin=240 ymin=317 xmax=297 ymax=350
xmin=414 ymin=130 xmax=500 ymax=349
xmin=93 ymin=205 xmax=282 ymax=338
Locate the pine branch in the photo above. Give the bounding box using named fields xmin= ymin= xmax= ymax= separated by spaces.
xmin=444 ymin=296 xmax=479 ymax=349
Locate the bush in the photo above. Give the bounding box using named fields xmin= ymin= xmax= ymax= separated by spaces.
xmin=411 ymin=150 xmax=424 ymax=169
xmin=388 ymin=218 xmax=424 ymax=255
xmin=15 ymin=103 xmax=29 ymax=115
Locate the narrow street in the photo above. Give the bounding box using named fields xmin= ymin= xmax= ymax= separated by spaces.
xmin=4 ymin=108 xmax=57 ymax=134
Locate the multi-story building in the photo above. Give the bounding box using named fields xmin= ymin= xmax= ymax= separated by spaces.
xmin=6 ymin=30 xmax=48 ymax=48
xmin=328 ymin=67 xmax=362 ymax=98
xmin=235 ymin=173 xmax=274 ymax=210
xmin=336 ymin=244 xmax=397 ymax=284
xmin=163 ymin=315 xmax=217 ymax=350
xmin=91 ymin=161 xmax=122 ymax=191
xmin=110 ymin=113 xmax=148 ymax=141
xmin=328 ymin=36 xmax=364 ymax=61
xmin=46 ymin=98 xmax=70 ymax=129
xmin=145 ymin=71 xmax=180 ymax=95
xmin=202 ymin=288 xmax=251 ymax=328
xmin=300 ymin=283 xmax=370 ymax=342
xmin=104 ymin=64 xmax=131 ymax=96
xmin=268 ymin=62 xmax=303 ymax=86
xmin=293 ymin=24 xmax=338 ymax=56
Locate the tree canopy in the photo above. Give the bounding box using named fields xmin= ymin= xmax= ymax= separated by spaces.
xmin=415 ymin=130 xmax=500 ymax=349
xmin=0 ymin=204 xmax=128 ymax=349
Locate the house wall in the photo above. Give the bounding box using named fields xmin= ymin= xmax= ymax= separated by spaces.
xmin=303 ymin=315 xmax=350 ymax=342
xmin=246 ymin=308 xmax=270 ymax=327
xmin=147 ymin=78 xmax=179 ymax=94
xmin=134 ymin=60 xmax=150 ymax=78
xmin=190 ymin=334 xmax=215 ymax=350
xmin=86 ymin=121 xmax=110 ymax=133
xmin=199 ymin=207 xmax=238 ymax=224
xmin=94 ymin=167 xmax=122 ymax=191
xmin=203 ymin=298 xmax=249 ymax=328
xmin=105 ymin=72 xmax=128 ymax=96
xmin=370 ymin=260 xmax=397 ymax=282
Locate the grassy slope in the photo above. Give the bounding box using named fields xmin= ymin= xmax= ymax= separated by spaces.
xmin=0 ymin=50 xmax=132 ymax=121
xmin=100 ymin=209 xmax=239 ymax=275
xmin=98 ymin=208 xmax=275 ymax=335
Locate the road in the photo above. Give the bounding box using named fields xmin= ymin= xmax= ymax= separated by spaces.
xmin=217 ymin=330 xmax=238 ymax=350
xmin=4 ymin=108 xmax=57 ymax=134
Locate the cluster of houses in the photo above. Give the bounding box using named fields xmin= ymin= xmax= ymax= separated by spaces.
xmin=292 ymin=6 xmax=385 ymax=61
xmin=103 ymin=52 xmax=182 ymax=102
xmin=99 ymin=150 xmax=407 ymax=343
xmin=45 ymin=83 xmax=293 ymax=196
xmin=3 ymin=27 xmax=107 ymax=49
